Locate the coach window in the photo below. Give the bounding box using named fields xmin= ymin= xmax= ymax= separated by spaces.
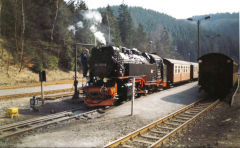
xmin=175 ymin=66 xmax=177 ymax=74
xmin=178 ymin=66 xmax=180 ymax=73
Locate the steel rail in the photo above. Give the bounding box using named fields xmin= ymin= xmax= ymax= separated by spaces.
xmin=0 ymin=88 xmax=76 ymax=100
xmin=231 ymin=75 xmax=240 ymax=106
xmin=45 ymin=92 xmax=74 ymax=100
xmin=150 ymin=99 xmax=219 ymax=147
xmin=0 ymin=109 xmax=98 ymax=139
xmin=104 ymin=99 xmax=220 ymax=148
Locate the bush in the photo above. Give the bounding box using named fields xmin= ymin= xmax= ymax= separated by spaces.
xmin=44 ymin=56 xmax=59 ymax=70
xmin=31 ymin=55 xmax=43 ymax=72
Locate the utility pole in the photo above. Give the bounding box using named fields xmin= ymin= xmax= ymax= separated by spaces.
xmin=72 ymin=45 xmax=79 ymax=99
xmin=187 ymin=16 xmax=210 ymax=59
xmin=197 ymin=20 xmax=200 ymax=58
xmin=131 ymin=77 xmax=135 ymax=116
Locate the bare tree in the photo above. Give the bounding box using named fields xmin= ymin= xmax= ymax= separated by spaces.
xmin=50 ymin=0 xmax=59 ymax=42
xmin=0 ymin=0 xmax=2 ymax=37
xmin=14 ymin=0 xmax=19 ymax=54
xmin=7 ymin=51 xmax=10 ymax=77
xmin=19 ymin=0 xmax=25 ymax=72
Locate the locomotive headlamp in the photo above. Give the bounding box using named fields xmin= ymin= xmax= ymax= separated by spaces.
xmin=198 ymin=60 xmax=202 ymax=63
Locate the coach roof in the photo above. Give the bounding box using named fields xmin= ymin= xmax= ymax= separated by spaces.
xmin=164 ymin=58 xmax=191 ymax=65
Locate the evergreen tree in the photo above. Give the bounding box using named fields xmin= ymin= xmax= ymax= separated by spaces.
xmin=118 ymin=4 xmax=134 ymax=47
xmin=102 ymin=5 xmax=122 ymax=45
xmin=132 ymin=24 xmax=148 ymax=50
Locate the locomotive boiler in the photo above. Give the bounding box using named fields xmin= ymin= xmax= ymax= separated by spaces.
xmin=83 ymin=46 xmax=166 ymax=107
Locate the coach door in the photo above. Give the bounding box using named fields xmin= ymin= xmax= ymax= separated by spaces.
xmin=190 ymin=65 xmax=193 ymax=80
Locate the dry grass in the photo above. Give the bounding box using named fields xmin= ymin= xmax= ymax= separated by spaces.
xmin=0 ymin=39 xmax=83 ymax=89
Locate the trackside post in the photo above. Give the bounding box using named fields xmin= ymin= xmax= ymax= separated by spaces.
xmin=131 ymin=77 xmax=135 ymax=116
xmin=39 ymin=71 xmax=46 ymax=105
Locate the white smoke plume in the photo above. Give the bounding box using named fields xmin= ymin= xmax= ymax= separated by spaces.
xmin=67 ymin=10 xmax=106 ymax=45
xmin=83 ymin=10 xmax=106 ymax=45
xmin=67 ymin=21 xmax=83 ymax=34
xmin=84 ymin=10 xmax=102 ymax=24
xmin=76 ymin=21 xmax=83 ymax=28
xmin=90 ymin=25 xmax=106 ymax=45
xmin=67 ymin=25 xmax=76 ymax=34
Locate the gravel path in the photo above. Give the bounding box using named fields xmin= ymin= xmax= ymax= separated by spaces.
xmin=12 ymin=81 xmax=206 ymax=147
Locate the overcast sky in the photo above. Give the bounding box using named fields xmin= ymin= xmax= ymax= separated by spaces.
xmin=82 ymin=0 xmax=239 ymax=19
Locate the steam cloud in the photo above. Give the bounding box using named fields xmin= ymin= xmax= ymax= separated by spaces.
xmin=76 ymin=21 xmax=83 ymax=28
xmin=67 ymin=10 xmax=106 ymax=45
xmin=67 ymin=25 xmax=76 ymax=34
xmin=67 ymin=21 xmax=83 ymax=34
xmin=84 ymin=10 xmax=102 ymax=24
xmin=83 ymin=10 xmax=106 ymax=45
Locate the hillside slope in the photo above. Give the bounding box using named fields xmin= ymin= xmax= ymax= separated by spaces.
xmin=110 ymin=6 xmax=239 ymax=62
xmin=193 ymin=13 xmax=239 ymax=39
xmin=0 ymin=39 xmax=76 ymax=88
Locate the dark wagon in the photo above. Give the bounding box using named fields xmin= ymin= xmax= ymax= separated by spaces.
xmin=198 ymin=53 xmax=238 ymax=96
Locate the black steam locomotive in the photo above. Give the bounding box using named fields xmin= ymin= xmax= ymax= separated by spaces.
xmin=83 ymin=46 xmax=167 ymax=106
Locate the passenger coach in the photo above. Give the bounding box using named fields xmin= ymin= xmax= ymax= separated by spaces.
xmin=163 ymin=58 xmax=191 ymax=85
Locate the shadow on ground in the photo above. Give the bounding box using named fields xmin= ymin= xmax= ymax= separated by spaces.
xmin=161 ymin=84 xmax=209 ymax=105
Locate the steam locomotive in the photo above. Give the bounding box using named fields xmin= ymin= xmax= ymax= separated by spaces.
xmin=83 ymin=46 xmax=198 ymax=107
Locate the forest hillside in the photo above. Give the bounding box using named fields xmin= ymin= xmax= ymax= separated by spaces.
xmin=0 ymin=1 xmax=238 ymax=87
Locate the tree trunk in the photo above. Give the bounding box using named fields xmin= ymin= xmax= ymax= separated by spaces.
xmin=50 ymin=0 xmax=59 ymax=42
xmin=7 ymin=52 xmax=10 ymax=77
xmin=15 ymin=0 xmax=19 ymax=53
xmin=0 ymin=0 xmax=2 ymax=37
xmin=1 ymin=48 xmax=3 ymax=59
xmin=19 ymin=0 xmax=25 ymax=72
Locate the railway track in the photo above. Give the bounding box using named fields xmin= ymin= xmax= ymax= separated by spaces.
xmin=0 ymin=87 xmax=86 ymax=100
xmin=0 ymin=108 xmax=106 ymax=140
xmin=105 ymin=99 xmax=220 ymax=148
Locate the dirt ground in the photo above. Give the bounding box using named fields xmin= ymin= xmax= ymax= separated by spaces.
xmin=164 ymin=85 xmax=240 ymax=147
xmin=1 ymin=82 xmax=205 ymax=147
xmin=0 ymin=96 xmax=86 ymax=126
xmin=1 ymin=81 xmax=239 ymax=147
